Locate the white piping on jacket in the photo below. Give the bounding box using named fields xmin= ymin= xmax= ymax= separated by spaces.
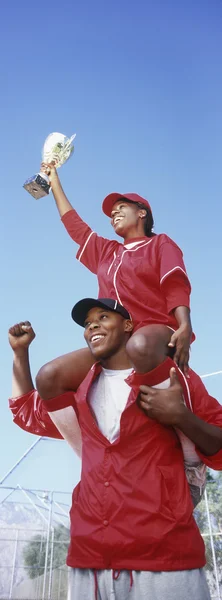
xmin=160 ymin=266 xmax=187 ymax=285
xmin=177 ymin=366 xmax=193 ymax=411
xmin=78 ymin=231 xmax=95 ymax=262
xmin=109 ymin=242 xmax=193 ymax=413
xmin=112 ymin=239 xmax=154 ymax=306
xmin=107 ymin=251 xmax=116 ymax=275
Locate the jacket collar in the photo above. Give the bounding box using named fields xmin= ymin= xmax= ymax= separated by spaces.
xmin=75 ymin=361 xmax=138 ymax=407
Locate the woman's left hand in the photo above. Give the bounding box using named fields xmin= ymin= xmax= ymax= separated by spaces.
xmin=168 ymin=324 xmax=192 ymax=374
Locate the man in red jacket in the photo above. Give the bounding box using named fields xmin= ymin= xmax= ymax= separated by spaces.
xmin=8 ymin=298 xmax=222 ymax=600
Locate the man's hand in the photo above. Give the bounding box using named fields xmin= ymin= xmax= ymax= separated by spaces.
xmin=168 ymin=324 xmax=192 ymax=374
xmin=8 ymin=322 xmax=35 ymax=352
xmin=138 ymin=367 xmax=186 ymax=426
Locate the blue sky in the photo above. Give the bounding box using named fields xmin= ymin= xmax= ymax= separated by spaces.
xmin=0 ymin=0 xmax=222 ymax=493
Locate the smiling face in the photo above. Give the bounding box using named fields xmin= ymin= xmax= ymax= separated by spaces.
xmin=110 ymin=200 xmax=147 ymax=240
xmin=83 ymin=306 xmax=133 ymax=365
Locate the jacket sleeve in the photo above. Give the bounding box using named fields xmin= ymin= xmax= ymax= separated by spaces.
xmin=9 ymin=390 xmax=63 ymax=438
xmin=189 ymin=369 xmax=222 ymax=470
xmin=61 ymin=209 xmax=114 ymax=274
xmin=157 ymin=235 xmax=191 ymax=313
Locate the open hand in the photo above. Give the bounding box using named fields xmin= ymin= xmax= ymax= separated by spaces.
xmin=168 ymin=324 xmax=192 ymax=374
xmin=138 ymin=367 xmax=186 ymax=426
xmin=8 ymin=322 xmax=35 ymax=352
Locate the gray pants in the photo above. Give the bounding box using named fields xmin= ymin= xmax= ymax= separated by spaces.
xmin=68 ymin=567 xmax=211 ymax=600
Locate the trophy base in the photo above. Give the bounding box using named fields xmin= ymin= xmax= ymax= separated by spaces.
xmin=23 ymin=173 xmax=51 ymax=200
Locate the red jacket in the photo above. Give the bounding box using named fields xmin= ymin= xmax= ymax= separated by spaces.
xmin=62 ymin=210 xmax=191 ymax=331
xmin=9 ymin=358 xmax=222 ymax=571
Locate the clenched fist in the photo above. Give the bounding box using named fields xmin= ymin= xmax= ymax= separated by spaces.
xmin=8 ymin=322 xmax=36 ymax=352
xmin=41 ymin=162 xmax=58 ymax=186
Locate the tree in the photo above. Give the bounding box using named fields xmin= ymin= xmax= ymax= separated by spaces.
xmin=23 ymin=524 xmax=70 ymax=579
xmin=195 ymin=470 xmax=222 ymax=596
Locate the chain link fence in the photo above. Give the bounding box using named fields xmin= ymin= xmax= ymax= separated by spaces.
xmin=0 ymin=482 xmax=222 ymax=599
xmin=0 ymin=486 xmax=71 ymax=600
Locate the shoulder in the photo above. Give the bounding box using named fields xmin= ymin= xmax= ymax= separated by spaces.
xmin=155 ymin=233 xmax=183 ymax=252
xmin=186 ymin=368 xmax=222 ymax=422
xmin=186 ymin=368 xmax=210 ymax=406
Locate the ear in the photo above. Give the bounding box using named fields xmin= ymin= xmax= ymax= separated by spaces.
xmin=124 ymin=319 xmax=134 ymax=333
xmin=139 ymin=209 xmax=147 ymax=219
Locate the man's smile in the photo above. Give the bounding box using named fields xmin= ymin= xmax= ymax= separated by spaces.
xmin=90 ymin=333 xmax=106 ymax=345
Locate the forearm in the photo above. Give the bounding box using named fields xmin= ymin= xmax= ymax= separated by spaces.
xmin=173 ymin=306 xmax=191 ymax=328
xmin=51 ymin=173 xmax=74 ymax=217
xmin=176 ymin=407 xmax=222 ymax=456
xmin=12 ymin=349 xmax=34 ymax=397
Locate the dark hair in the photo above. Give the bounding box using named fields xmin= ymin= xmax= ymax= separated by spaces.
xmin=136 ymin=202 xmax=155 ymax=237
xmin=121 ymin=198 xmax=155 ymax=237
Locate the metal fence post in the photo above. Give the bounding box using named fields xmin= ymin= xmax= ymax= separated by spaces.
xmin=42 ymin=491 xmax=53 ymax=600
xmin=204 ymin=488 xmax=221 ymax=599
xmin=9 ymin=528 xmax=18 ymax=599
xmin=48 ymin=491 xmax=55 ymax=600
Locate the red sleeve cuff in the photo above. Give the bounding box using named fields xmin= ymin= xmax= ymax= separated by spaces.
xmin=196 ymin=447 xmax=222 ymax=470
xmin=167 ymin=292 xmax=190 ymax=314
xmin=9 ymin=390 xmax=63 ymax=439
xmin=61 ymin=209 xmax=75 ymax=224
xmin=9 ymin=389 xmax=36 ymax=412
xmin=160 ymin=269 xmax=191 ymax=314
xmin=127 ymin=357 xmax=175 ymax=388
xmin=41 ymin=391 xmax=76 ymax=412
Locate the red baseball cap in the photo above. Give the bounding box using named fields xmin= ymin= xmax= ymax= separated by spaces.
xmin=102 ymin=192 xmax=152 ymax=218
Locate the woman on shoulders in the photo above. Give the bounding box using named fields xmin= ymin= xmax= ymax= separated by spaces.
xmin=36 ymin=164 xmax=192 ymax=400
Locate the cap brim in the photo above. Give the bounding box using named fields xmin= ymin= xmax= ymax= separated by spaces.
xmin=102 ymin=193 xmax=127 ymax=217
xmin=102 ymin=192 xmax=152 ymax=217
xmin=72 ymin=297 xmax=132 ymax=327
xmin=71 ymin=298 xmax=112 ymax=327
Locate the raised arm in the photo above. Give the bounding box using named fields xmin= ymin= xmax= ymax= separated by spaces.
xmin=8 ymin=322 xmax=63 ymax=439
xmin=8 ymin=322 xmax=82 ymax=456
xmin=41 ymin=162 xmax=116 ymax=275
xmin=9 ymin=321 xmax=36 ymax=397
xmin=41 ymin=162 xmax=73 ymax=217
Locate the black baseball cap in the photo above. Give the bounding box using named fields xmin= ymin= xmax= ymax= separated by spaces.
xmin=71 ymin=298 xmax=131 ymax=327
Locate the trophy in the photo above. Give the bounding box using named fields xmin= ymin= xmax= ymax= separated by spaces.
xmin=23 ymin=132 xmax=76 ymax=199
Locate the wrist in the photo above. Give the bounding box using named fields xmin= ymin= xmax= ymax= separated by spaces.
xmin=13 ymin=347 xmax=29 ymax=359
xmin=180 ymin=322 xmax=192 ymax=332
xmin=50 ymin=172 xmax=60 ymax=189
xmin=172 ymin=402 xmax=188 ymax=428
xmin=173 ymin=306 xmax=191 ymax=328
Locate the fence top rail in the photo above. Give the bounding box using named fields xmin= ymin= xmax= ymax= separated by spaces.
xmin=0 ymin=486 xmax=72 ymax=495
